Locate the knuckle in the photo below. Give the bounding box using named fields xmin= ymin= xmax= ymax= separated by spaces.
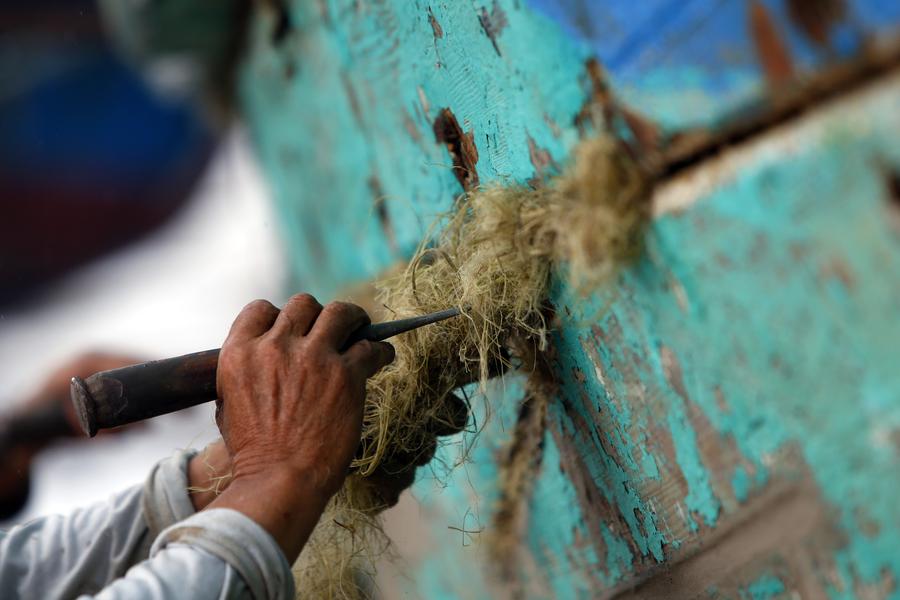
xmin=325 ymin=301 xmax=364 ymax=320
xmin=288 ymin=293 xmax=321 ymax=310
xmin=256 ymin=337 xmax=286 ymax=360
xmin=324 ymin=301 xmax=349 ymax=316
xmin=353 ymin=339 xmax=373 ymax=355
xmin=218 ymin=346 xmax=246 ymax=376
xmin=244 ymin=298 xmax=276 ymax=315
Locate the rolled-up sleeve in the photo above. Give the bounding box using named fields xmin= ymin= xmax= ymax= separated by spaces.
xmin=0 ymin=450 xmax=295 ymax=600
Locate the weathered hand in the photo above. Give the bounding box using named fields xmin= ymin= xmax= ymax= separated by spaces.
xmin=215 ymin=293 xmax=395 ymax=501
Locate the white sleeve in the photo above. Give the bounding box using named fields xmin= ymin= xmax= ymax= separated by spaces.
xmin=0 ymin=450 xmax=296 ymax=600
xmin=89 ymin=509 xmax=295 ymax=600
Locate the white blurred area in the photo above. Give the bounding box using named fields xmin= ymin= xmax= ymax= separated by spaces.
xmin=0 ymin=129 xmax=288 ymax=523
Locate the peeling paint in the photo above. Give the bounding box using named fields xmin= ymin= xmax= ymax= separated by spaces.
xmin=232 ymin=0 xmax=900 ymax=597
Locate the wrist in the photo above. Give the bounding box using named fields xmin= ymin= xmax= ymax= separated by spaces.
xmin=209 ymin=465 xmax=334 ymax=563
xmin=230 ymin=450 xmax=345 ymax=501
xmin=187 ymin=441 xmax=233 ymax=511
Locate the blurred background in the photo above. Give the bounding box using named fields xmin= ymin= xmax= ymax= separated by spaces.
xmin=0 ymin=1 xmax=286 ymax=524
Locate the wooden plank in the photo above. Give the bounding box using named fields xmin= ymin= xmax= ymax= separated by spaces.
xmin=398 ymin=73 xmax=900 ymax=599
xmin=234 ymin=3 xmax=900 ymax=598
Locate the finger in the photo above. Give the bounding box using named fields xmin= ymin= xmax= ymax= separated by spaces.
xmin=308 ymin=302 xmax=370 ymax=349
xmin=428 ymin=393 xmax=470 ymax=436
xmin=214 ymin=399 xmax=224 ymax=432
xmin=344 ymin=341 xmax=395 ymax=378
xmin=269 ymin=293 xmax=323 ymax=338
xmin=225 ymin=300 xmax=280 ymax=344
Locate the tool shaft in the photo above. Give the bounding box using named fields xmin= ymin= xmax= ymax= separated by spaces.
xmin=70 ymin=308 xmax=459 ymax=436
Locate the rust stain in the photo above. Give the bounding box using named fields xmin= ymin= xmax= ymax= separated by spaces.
xmin=574 ymin=58 xmax=615 ymax=135
xmin=786 ymin=0 xmax=846 ymax=48
xmin=713 ymin=387 xmax=730 ymax=414
xmin=428 ymin=7 xmax=443 ymax=39
xmin=478 ymin=0 xmax=508 ymax=57
xmin=819 ymin=256 xmax=856 ymax=289
xmin=573 ymin=57 xmax=661 ymax=162
xmin=749 ymin=0 xmax=795 ymax=88
xmin=620 ymin=106 xmax=662 ymax=155
xmin=526 ymin=135 xmax=557 ymax=184
xmin=433 ymin=107 xmax=480 ymax=191
xmin=543 ymin=113 xmax=562 ymax=139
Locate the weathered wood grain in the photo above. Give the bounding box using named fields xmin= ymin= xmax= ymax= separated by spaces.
xmin=99 ymin=1 xmax=900 ymax=597
xmin=232 ymin=3 xmax=900 ymax=598
xmin=402 ymin=73 xmax=900 ymax=599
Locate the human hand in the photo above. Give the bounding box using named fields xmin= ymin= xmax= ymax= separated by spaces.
xmin=215 ymin=294 xmax=395 ymax=501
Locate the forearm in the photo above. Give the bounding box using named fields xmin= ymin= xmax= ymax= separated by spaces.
xmin=207 ymin=466 xmax=330 ymax=564
xmin=188 ymin=441 xmax=328 ymax=566
xmin=0 ymin=450 xmax=195 ymax=598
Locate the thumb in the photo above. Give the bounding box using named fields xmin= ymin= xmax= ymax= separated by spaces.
xmin=344 ymin=341 xmax=396 ymax=378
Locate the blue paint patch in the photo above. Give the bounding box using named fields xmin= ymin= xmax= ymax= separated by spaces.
xmin=524 ymin=0 xmax=898 ymax=131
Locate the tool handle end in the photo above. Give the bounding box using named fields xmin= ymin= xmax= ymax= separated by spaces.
xmin=70 ymin=376 xmax=98 ymax=437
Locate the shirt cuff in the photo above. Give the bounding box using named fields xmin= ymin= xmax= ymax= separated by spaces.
xmin=142 ymin=449 xmax=198 ymax=542
xmin=150 ymin=508 xmax=295 ymax=600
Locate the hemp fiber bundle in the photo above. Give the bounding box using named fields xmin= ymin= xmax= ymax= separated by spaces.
xmin=293 ymin=135 xmax=651 ymax=598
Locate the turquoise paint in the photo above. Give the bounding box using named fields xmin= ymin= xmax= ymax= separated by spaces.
xmin=239 ymin=0 xmax=591 ymax=298
xmin=549 ymin=329 xmax=668 ymax=562
xmin=552 ymin=94 xmax=900 ymax=593
xmin=230 ymin=0 xmax=900 ymax=595
xmin=664 ymin=395 xmax=720 ymax=528
xmin=527 ymin=433 xmax=604 ymax=597
xmin=740 ymin=574 xmax=786 ymax=600
xmin=731 ymin=464 xmax=751 ymax=503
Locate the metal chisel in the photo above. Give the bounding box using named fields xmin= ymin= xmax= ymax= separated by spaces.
xmin=70 ymin=307 xmax=460 ymax=437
